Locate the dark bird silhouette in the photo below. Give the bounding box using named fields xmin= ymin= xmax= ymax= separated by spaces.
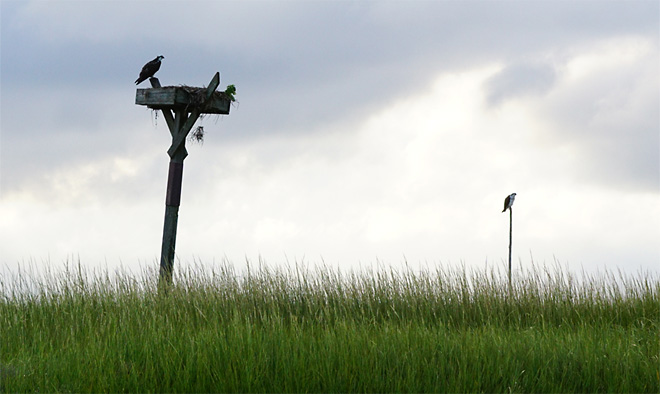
xmin=135 ymin=55 xmax=164 ymax=85
xmin=502 ymin=193 xmax=516 ymax=212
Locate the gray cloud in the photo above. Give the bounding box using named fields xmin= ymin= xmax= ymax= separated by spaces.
xmin=485 ymin=62 xmax=557 ymax=105
xmin=2 ymin=0 xmax=658 ymax=193
xmin=536 ymin=41 xmax=659 ymax=192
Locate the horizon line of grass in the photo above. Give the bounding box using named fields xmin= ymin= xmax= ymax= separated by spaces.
xmin=2 ymin=260 xmax=658 ymax=328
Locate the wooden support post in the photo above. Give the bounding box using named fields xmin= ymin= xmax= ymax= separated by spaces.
xmin=160 ymin=124 xmax=187 ymax=285
xmin=136 ymin=73 xmax=230 ymax=287
xmin=167 ymin=73 xmax=220 ymax=157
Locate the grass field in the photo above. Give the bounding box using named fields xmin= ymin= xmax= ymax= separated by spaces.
xmin=1 ymin=261 xmax=658 ymax=392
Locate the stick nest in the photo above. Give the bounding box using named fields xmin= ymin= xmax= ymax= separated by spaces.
xmin=162 ymin=84 xmax=237 ymax=109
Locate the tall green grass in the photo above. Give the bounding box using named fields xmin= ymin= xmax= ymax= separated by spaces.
xmin=1 ymin=261 xmax=658 ymax=392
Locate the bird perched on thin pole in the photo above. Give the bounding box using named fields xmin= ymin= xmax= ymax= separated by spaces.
xmin=502 ymin=192 xmax=516 ymax=294
xmin=135 ymin=55 xmax=164 ymax=85
xmin=502 ymin=192 xmax=516 ymax=212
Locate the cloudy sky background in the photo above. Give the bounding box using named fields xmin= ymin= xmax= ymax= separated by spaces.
xmin=1 ymin=1 xmax=658 ymax=278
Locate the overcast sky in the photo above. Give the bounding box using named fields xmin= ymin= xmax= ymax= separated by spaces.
xmin=1 ymin=1 xmax=658 ymax=278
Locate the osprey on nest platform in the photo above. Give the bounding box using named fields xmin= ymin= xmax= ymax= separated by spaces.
xmin=502 ymin=193 xmax=516 ymax=212
xmin=135 ymin=55 xmax=164 ymax=85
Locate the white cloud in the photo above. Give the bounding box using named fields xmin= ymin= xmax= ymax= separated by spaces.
xmin=159 ymin=62 xmax=657 ymax=271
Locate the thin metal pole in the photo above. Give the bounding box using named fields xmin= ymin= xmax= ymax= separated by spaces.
xmin=508 ymin=207 xmax=513 ymax=292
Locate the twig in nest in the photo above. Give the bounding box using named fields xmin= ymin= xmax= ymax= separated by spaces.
xmin=189 ymin=126 xmax=205 ymax=144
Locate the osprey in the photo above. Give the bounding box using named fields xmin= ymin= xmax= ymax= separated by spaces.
xmin=502 ymin=193 xmax=516 ymax=212
xmin=135 ymin=55 xmax=164 ymax=85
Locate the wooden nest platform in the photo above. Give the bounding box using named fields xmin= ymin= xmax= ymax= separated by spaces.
xmin=135 ymin=85 xmax=232 ymax=115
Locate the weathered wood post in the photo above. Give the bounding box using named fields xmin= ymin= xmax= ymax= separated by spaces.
xmin=135 ymin=73 xmax=231 ymax=286
xmin=160 ymin=108 xmax=187 ymax=285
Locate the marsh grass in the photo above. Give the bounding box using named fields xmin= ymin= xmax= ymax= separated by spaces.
xmin=1 ymin=261 xmax=658 ymax=392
